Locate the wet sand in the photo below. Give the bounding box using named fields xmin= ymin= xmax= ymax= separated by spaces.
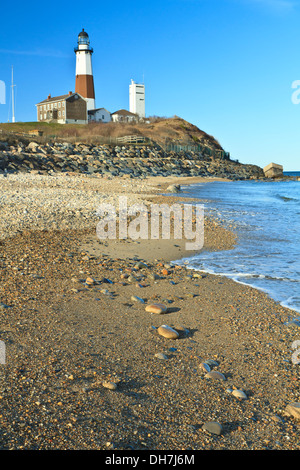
xmin=0 ymin=174 xmax=299 ymax=451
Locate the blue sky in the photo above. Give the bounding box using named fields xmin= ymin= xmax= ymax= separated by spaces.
xmin=0 ymin=0 xmax=300 ymax=170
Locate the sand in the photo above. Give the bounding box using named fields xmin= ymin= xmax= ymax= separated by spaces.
xmin=0 ymin=173 xmax=299 ymax=451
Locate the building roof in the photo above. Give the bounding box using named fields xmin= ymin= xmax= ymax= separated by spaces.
xmin=78 ymin=28 xmax=89 ymax=37
xmin=88 ymin=107 xmax=110 ymax=115
xmin=36 ymin=92 xmax=84 ymax=105
xmin=111 ymin=109 xmax=138 ymax=116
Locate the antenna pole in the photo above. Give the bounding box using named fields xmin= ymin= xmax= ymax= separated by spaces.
xmin=11 ymin=66 xmax=15 ymax=123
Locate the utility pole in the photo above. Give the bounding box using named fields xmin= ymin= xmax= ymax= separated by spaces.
xmin=11 ymin=66 xmax=16 ymax=123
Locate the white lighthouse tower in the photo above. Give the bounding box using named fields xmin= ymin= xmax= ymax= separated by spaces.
xmin=74 ymin=29 xmax=95 ymax=111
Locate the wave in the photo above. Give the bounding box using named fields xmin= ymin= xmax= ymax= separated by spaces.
xmin=274 ymin=193 xmax=299 ymax=203
xmin=182 ymin=263 xmax=300 ymax=314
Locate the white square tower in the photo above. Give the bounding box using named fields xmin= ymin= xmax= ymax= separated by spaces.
xmin=129 ymin=79 xmax=145 ymax=118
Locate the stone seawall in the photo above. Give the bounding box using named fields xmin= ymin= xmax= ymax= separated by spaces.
xmin=0 ymin=140 xmax=264 ymax=180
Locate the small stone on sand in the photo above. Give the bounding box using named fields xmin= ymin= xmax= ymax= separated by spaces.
xmin=202 ymin=421 xmax=223 ymax=435
xmin=145 ymin=303 xmax=168 ymax=314
xmin=157 ymin=325 xmax=179 ymax=340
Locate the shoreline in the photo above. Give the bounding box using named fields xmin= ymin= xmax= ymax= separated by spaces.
xmin=0 ymin=173 xmax=300 ymax=450
xmin=171 ymin=177 xmax=300 ymax=316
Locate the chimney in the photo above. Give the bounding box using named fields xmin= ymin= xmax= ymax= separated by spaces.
xmin=47 ymin=94 xmax=51 ymax=100
xmin=68 ymin=91 xmax=72 ymax=96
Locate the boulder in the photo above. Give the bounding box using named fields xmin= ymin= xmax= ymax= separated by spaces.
xmin=167 ymin=184 xmax=181 ymax=193
xmin=263 ymin=162 xmax=283 ymax=178
xmin=27 ymin=142 xmax=40 ymax=152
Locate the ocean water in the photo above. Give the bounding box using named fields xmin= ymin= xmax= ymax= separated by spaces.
xmin=176 ymin=177 xmax=300 ymax=314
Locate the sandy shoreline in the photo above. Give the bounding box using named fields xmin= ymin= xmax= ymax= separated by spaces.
xmin=0 ymin=173 xmax=299 ymax=450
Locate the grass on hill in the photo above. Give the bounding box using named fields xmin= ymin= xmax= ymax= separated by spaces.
xmin=0 ymin=116 xmax=223 ymax=151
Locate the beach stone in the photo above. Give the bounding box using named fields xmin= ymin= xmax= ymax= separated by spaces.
xmin=148 ymin=273 xmax=160 ymax=281
xmin=131 ymin=295 xmax=145 ymax=303
xmin=155 ymin=352 xmax=168 ymax=360
xmin=232 ymin=389 xmax=248 ymax=400
xmin=27 ymin=142 xmax=39 ymax=152
xmin=157 ymin=325 xmax=179 ymax=340
xmin=199 ymin=362 xmax=211 ymax=373
xmin=202 ymin=421 xmax=223 ymax=435
xmin=205 ymin=359 xmax=219 ymax=367
xmin=100 ymin=288 xmax=110 ymax=295
xmin=285 ymin=402 xmax=300 ymax=420
xmin=102 ymin=381 xmax=118 ymax=391
xmin=135 ymin=261 xmax=147 ymax=269
xmin=193 ymin=273 xmax=204 ymax=278
xmin=205 ymin=371 xmax=226 ymax=381
xmin=120 ymin=273 xmax=129 ymax=279
xmin=85 ymin=276 xmax=96 ymax=285
xmin=145 ymin=303 xmax=168 ymax=314
xmin=167 ymin=184 xmax=181 ymax=193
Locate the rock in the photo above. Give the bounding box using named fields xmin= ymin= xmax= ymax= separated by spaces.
xmin=85 ymin=276 xmax=96 ymax=285
xmin=100 ymin=288 xmax=110 ymax=295
xmin=27 ymin=142 xmax=39 ymax=152
xmin=205 ymin=359 xmax=219 ymax=368
xmin=120 ymin=272 xmax=130 ymax=279
xmin=148 ymin=273 xmax=160 ymax=281
xmin=205 ymin=371 xmax=226 ymax=381
xmin=102 ymin=381 xmax=118 ymax=391
xmin=193 ymin=273 xmax=204 ymax=279
xmin=202 ymin=421 xmax=223 ymax=435
xmin=154 ymin=352 xmax=168 ymax=360
xmin=145 ymin=303 xmax=168 ymax=314
xmin=199 ymin=362 xmax=211 ymax=373
xmin=271 ymin=414 xmax=283 ymax=423
xmin=232 ymin=389 xmax=247 ymax=400
xmin=161 ymin=268 xmax=169 ymax=276
xmin=157 ymin=325 xmax=179 ymax=340
xmin=131 ymin=295 xmax=145 ymax=303
xmin=135 ymin=261 xmax=147 ymax=269
xmin=0 ymin=302 xmax=10 ymax=310
xmin=167 ymin=184 xmax=181 ymax=193
xmin=263 ymin=162 xmax=283 ymax=178
xmin=285 ymin=402 xmax=300 ymax=420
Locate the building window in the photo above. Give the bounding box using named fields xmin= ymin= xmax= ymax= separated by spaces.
xmin=44 ymin=113 xmax=46 ymax=119
xmin=40 ymin=114 xmax=42 ymax=120
xmin=58 ymin=111 xmax=61 ymax=117
xmin=62 ymin=102 xmax=65 ymax=107
xmin=44 ymin=105 xmax=46 ymax=110
xmin=58 ymin=102 xmax=61 ymax=108
xmin=62 ymin=111 xmax=65 ymax=117
xmin=54 ymin=103 xmax=57 ymax=108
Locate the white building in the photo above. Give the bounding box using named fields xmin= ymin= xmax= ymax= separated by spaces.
xmin=129 ymin=79 xmax=145 ymax=118
xmin=111 ymin=109 xmax=139 ymax=122
xmin=88 ymin=108 xmax=111 ymax=123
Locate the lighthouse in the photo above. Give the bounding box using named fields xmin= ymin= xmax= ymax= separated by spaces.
xmin=74 ymin=29 xmax=95 ymax=111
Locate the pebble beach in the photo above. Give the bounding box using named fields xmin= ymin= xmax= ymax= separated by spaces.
xmin=0 ymin=171 xmax=299 ymax=451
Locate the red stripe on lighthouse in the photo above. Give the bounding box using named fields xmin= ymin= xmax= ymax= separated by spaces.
xmin=75 ymin=75 xmax=95 ymax=100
